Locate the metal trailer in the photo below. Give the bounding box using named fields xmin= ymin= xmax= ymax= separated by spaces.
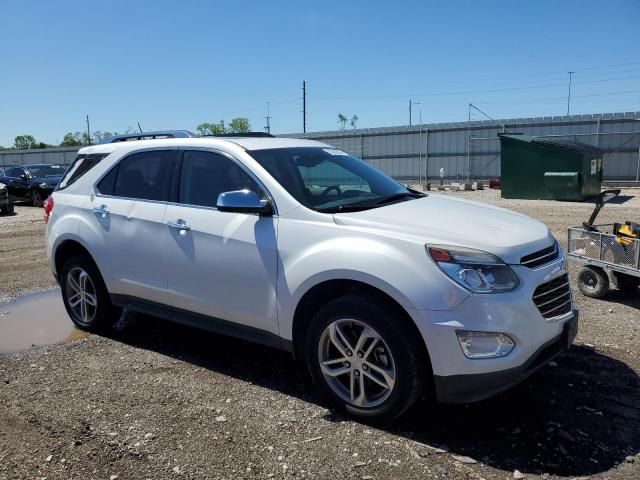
xmin=567 ymin=225 xmax=640 ymax=298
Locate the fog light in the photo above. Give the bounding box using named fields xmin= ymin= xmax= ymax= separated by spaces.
xmin=456 ymin=330 xmax=515 ymax=359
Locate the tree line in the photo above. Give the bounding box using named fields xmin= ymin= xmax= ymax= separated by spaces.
xmin=0 ymin=117 xmax=252 ymax=151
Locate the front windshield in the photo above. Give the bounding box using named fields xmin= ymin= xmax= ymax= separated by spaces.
xmin=249 ymin=147 xmax=417 ymax=212
xmin=27 ymin=165 xmax=64 ymax=178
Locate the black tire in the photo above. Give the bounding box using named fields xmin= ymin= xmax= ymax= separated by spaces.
xmin=60 ymin=254 xmax=122 ymax=332
xmin=0 ymin=202 xmax=13 ymax=215
xmin=613 ymin=272 xmax=640 ymax=293
xmin=577 ymin=266 xmax=609 ymax=299
xmin=304 ymin=294 xmax=428 ymax=423
xmin=31 ymin=190 xmax=43 ymax=207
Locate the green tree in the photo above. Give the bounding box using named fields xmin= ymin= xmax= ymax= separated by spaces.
xmin=60 ymin=132 xmax=84 ymax=147
xmin=337 ymin=114 xmax=348 ymax=130
xmin=14 ymin=135 xmax=37 ymax=149
xmin=227 ymin=117 xmax=251 ymax=133
xmin=196 ymin=122 xmax=225 ymax=136
xmin=350 ymin=115 xmax=359 ymax=129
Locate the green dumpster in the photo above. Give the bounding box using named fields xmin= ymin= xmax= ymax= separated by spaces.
xmin=499 ymin=134 xmax=603 ymax=200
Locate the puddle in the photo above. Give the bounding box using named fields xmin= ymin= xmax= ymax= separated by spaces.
xmin=0 ymin=289 xmax=87 ymax=354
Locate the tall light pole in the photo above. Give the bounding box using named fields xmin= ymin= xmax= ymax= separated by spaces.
xmin=411 ymin=102 xmax=422 ymax=184
xmin=566 ymin=71 xmax=574 ymax=116
xmin=409 ymin=99 xmax=421 ymax=126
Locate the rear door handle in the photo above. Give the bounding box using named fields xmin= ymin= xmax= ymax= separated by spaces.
xmin=167 ymin=219 xmax=191 ymax=232
xmin=93 ymin=205 xmax=109 ymax=218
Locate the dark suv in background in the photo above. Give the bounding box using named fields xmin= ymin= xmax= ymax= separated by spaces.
xmin=0 ymin=164 xmax=65 ymax=206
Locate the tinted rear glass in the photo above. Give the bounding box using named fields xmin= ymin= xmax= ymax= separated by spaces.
xmin=57 ymin=154 xmax=108 ymax=190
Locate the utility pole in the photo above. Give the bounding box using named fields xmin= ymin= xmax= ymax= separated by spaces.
xmin=467 ymin=103 xmax=471 ymax=181
xmin=86 ymin=115 xmax=91 ymax=145
xmin=409 ymin=99 xmax=412 ymax=126
xmin=302 ymin=81 xmax=307 ymax=135
xmin=220 ymin=120 xmax=225 ymax=133
xmin=137 ymin=122 xmax=143 ymax=133
xmin=566 ymin=71 xmax=574 ymax=116
xmin=264 ymin=101 xmax=271 ymax=134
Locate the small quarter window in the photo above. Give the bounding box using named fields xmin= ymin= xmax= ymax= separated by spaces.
xmin=57 ymin=154 xmax=108 ymax=190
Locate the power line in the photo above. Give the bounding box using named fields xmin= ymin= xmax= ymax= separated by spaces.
xmin=311 ymin=74 xmax=640 ymax=101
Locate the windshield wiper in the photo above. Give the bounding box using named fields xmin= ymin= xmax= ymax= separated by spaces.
xmin=316 ymin=192 xmax=425 ymax=213
xmin=372 ymin=192 xmax=425 ymax=205
xmin=315 ymin=204 xmax=375 ymax=213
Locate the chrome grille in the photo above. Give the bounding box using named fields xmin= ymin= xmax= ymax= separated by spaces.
xmin=521 ymin=242 xmax=559 ymax=268
xmin=532 ymin=273 xmax=572 ymax=319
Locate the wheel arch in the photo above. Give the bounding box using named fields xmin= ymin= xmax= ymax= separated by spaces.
xmin=54 ymin=239 xmax=100 ymax=281
xmin=291 ymin=278 xmax=433 ymax=379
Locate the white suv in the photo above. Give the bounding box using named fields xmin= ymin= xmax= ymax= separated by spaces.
xmin=45 ymin=134 xmax=577 ymax=421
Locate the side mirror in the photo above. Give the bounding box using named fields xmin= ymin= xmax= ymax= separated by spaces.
xmin=216 ymin=189 xmax=272 ymax=215
xmin=19 ymin=174 xmax=28 ymax=181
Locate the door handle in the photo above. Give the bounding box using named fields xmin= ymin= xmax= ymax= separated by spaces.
xmin=167 ymin=219 xmax=191 ymax=233
xmin=93 ymin=205 xmax=109 ymax=218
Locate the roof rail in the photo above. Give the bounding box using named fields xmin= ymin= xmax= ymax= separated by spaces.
xmin=203 ymin=132 xmax=275 ymax=138
xmin=99 ymin=130 xmax=197 ymax=144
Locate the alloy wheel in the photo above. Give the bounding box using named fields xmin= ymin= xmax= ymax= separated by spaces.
xmin=317 ymin=319 xmax=396 ymax=408
xmin=65 ymin=267 xmax=98 ymax=325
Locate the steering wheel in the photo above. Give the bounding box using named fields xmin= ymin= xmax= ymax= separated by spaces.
xmin=320 ymin=185 xmax=342 ymax=198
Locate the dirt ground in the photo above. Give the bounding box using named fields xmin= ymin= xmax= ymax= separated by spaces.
xmin=0 ymin=191 xmax=639 ymax=480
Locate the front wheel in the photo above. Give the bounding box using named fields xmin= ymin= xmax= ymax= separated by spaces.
xmin=305 ymin=294 xmax=428 ymax=422
xmin=0 ymin=202 xmax=13 ymax=215
xmin=577 ymin=266 xmax=609 ymax=299
xmin=60 ymin=254 xmax=122 ymax=332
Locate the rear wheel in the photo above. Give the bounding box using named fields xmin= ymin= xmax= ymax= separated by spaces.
xmin=31 ymin=190 xmax=43 ymax=207
xmin=577 ymin=266 xmax=609 ymax=299
xmin=305 ymin=294 xmax=427 ymax=422
xmin=60 ymin=254 xmax=122 ymax=331
xmin=613 ymin=272 xmax=640 ymax=293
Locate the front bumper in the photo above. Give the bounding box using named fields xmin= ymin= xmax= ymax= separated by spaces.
xmin=433 ymin=309 xmax=578 ymax=403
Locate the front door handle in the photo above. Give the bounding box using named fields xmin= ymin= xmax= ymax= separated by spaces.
xmin=93 ymin=205 xmax=109 ymax=218
xmin=167 ymin=219 xmax=191 ymax=233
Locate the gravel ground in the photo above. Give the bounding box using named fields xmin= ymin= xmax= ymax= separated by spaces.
xmin=1 ymin=191 xmax=639 ymax=480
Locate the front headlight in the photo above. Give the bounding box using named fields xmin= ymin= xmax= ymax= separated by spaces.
xmin=427 ymin=244 xmax=519 ymax=293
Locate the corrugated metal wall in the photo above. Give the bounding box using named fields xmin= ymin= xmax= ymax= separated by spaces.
xmin=285 ymin=111 xmax=640 ymax=181
xmin=0 ymin=147 xmax=79 ymax=170
xmin=2 ymin=112 xmax=639 ymax=181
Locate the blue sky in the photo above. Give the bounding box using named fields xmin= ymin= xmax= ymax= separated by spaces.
xmin=1 ymin=0 xmax=639 ymax=146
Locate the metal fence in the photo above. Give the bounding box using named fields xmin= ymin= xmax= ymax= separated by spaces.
xmin=286 ymin=111 xmax=640 ymax=183
xmin=0 ymin=147 xmax=79 ymax=171
xmin=2 ymin=111 xmax=639 ymax=182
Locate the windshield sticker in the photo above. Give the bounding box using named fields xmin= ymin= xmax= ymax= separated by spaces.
xmin=323 ymin=148 xmax=349 ymax=156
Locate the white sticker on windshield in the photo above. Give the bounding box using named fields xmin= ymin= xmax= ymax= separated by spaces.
xmin=323 ymin=148 xmax=349 ymax=156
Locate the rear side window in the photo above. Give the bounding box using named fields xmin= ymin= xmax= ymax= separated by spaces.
xmin=178 ymin=150 xmax=260 ymax=208
xmin=57 ymin=154 xmax=108 ymax=190
xmin=111 ymin=150 xmax=176 ymax=201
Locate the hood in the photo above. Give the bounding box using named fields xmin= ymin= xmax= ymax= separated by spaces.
xmin=31 ymin=175 xmax=63 ymax=187
xmin=332 ymin=194 xmax=553 ymax=264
